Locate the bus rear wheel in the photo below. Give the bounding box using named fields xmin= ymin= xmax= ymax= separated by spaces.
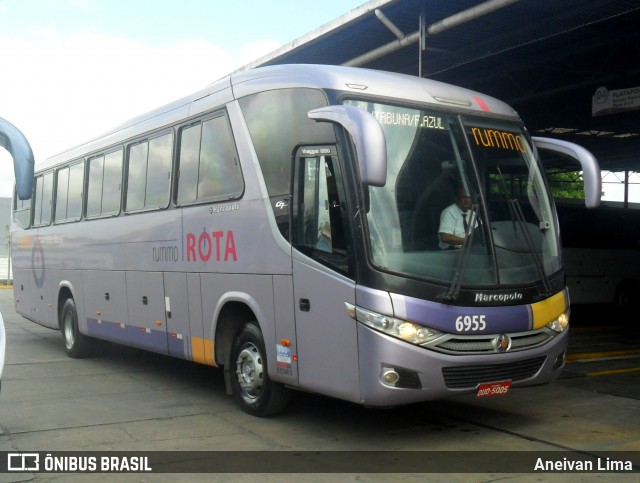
xmin=231 ymin=323 xmax=290 ymax=417
xmin=60 ymin=298 xmax=94 ymax=358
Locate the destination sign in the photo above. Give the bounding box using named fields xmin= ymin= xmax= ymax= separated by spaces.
xmin=470 ymin=127 xmax=526 ymax=153
xmin=371 ymin=110 xmax=445 ymax=130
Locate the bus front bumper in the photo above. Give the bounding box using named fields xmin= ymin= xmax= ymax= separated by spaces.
xmin=356 ymin=322 xmax=568 ymax=407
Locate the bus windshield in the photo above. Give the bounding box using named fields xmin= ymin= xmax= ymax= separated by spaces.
xmin=344 ymin=100 xmax=561 ymax=288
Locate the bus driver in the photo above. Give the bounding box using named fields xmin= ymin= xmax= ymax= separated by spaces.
xmin=438 ymin=187 xmax=478 ymax=250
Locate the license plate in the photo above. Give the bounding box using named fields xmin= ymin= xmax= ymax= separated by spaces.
xmin=476 ymin=380 xmax=512 ymax=398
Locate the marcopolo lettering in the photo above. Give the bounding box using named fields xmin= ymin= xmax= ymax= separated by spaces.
xmin=474 ymin=292 xmax=523 ymax=303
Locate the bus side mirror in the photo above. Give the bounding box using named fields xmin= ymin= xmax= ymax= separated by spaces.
xmin=308 ymin=105 xmax=387 ymax=187
xmin=0 ymin=117 xmax=35 ymax=200
xmin=532 ymin=136 xmax=601 ymax=209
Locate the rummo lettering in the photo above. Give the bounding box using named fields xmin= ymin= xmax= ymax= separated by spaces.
xmin=471 ymin=127 xmax=526 ymax=153
xmin=153 ymin=245 xmax=179 ymax=263
xmin=474 ymin=292 xmax=523 ymax=303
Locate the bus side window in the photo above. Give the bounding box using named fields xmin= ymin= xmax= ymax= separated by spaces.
xmin=33 ymin=172 xmax=53 ymax=227
xmin=54 ymin=161 xmax=84 ymax=223
xmin=126 ymin=132 xmax=172 ymax=212
xmin=86 ymin=154 xmax=104 ymax=217
xmin=13 ymin=188 xmax=31 ymax=229
xmin=176 ymin=113 xmax=243 ymax=206
xmin=55 ymin=166 xmax=69 ymax=223
xmin=293 ymin=153 xmax=351 ymax=275
xmin=87 ymin=149 xmax=123 ymax=218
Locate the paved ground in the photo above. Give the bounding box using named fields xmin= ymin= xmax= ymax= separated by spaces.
xmin=0 ymin=287 xmax=638 ymax=481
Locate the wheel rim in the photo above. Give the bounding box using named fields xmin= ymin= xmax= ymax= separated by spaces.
xmin=63 ymin=311 xmax=75 ymax=349
xmin=235 ymin=342 xmax=264 ymax=402
xmin=618 ymin=292 xmax=629 ymax=309
xmin=617 ymin=288 xmax=632 ymax=310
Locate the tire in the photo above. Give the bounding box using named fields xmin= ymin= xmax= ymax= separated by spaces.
xmin=231 ymin=323 xmax=290 ymax=417
xmin=60 ymin=298 xmax=94 ymax=358
xmin=614 ymin=280 xmax=640 ymax=319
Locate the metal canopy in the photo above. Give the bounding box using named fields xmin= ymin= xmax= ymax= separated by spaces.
xmin=241 ymin=0 xmax=640 ymax=172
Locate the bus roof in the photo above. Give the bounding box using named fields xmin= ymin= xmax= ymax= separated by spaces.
xmin=40 ymin=64 xmax=520 ymax=171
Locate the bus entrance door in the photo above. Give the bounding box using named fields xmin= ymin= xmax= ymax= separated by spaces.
xmin=292 ymin=150 xmax=360 ymax=403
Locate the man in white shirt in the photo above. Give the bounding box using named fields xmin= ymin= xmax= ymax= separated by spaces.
xmin=438 ymin=187 xmax=478 ymax=249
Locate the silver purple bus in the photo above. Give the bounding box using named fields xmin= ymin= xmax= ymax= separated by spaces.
xmin=11 ymin=65 xmax=600 ymax=416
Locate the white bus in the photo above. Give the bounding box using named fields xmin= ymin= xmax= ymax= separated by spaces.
xmin=2 ymin=115 xmax=36 ymax=394
xmin=0 ymin=312 xmax=4 ymax=393
xmin=11 ymin=65 xmax=600 ymax=416
xmin=541 ymin=161 xmax=640 ymax=315
xmin=557 ymin=199 xmax=640 ymax=314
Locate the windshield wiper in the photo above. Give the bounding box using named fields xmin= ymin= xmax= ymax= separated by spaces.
xmin=439 ymin=203 xmax=479 ymax=304
xmin=496 ymin=168 xmax=552 ymax=298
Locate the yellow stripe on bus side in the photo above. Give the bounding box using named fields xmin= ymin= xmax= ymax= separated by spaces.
xmin=531 ymin=291 xmax=567 ymax=329
xmin=191 ymin=337 xmax=216 ymax=366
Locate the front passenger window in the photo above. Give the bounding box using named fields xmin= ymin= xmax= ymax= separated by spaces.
xmin=293 ymin=147 xmax=352 ymax=276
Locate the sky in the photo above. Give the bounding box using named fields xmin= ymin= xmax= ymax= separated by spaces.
xmin=0 ymin=0 xmax=366 ymax=197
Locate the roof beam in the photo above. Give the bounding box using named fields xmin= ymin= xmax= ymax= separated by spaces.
xmin=343 ymin=0 xmax=521 ymax=67
xmin=374 ymin=9 xmax=405 ymax=40
xmin=427 ymin=0 xmax=521 ymax=36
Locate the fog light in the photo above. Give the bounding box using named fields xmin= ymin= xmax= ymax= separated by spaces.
xmin=382 ymin=369 xmax=400 ymax=385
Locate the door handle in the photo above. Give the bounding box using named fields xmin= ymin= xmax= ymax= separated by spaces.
xmin=299 ymin=298 xmax=310 ymax=312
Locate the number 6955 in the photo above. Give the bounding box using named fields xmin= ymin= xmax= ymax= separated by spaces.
xmin=455 ymin=315 xmax=486 ymax=332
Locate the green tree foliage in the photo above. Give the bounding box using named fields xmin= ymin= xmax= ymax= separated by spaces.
xmin=546 ymin=170 xmax=585 ymax=199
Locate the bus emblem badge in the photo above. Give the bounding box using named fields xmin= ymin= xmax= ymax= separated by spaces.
xmin=493 ymin=334 xmax=511 ymax=353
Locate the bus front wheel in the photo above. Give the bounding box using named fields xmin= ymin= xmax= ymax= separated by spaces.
xmin=60 ymin=298 xmax=94 ymax=358
xmin=231 ymin=323 xmax=290 ymax=417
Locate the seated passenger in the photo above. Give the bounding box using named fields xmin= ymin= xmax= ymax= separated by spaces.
xmin=438 ymin=187 xmax=478 ymax=250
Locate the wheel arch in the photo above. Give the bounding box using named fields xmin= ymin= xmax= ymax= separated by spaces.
xmin=615 ymin=277 xmax=640 ymax=315
xmin=57 ymin=282 xmax=76 ymax=331
xmin=211 ymin=292 xmax=273 ymax=395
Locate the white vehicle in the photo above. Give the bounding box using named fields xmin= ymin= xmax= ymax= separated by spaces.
xmin=556 ymin=199 xmax=640 ymax=314
xmin=0 ymin=312 xmax=5 ymax=392
xmin=1 ymin=116 xmax=35 ymax=394
xmin=10 ymin=65 xmax=600 ymax=416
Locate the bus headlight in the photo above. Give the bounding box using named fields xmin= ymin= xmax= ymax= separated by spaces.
xmin=547 ymin=312 xmax=569 ymax=333
xmin=354 ymin=306 xmax=443 ymax=346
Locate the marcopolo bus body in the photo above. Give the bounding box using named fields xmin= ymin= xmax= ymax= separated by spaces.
xmin=10 ymin=65 xmax=600 ymax=416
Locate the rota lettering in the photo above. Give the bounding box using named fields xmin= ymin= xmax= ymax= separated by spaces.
xmin=186 ymin=230 xmax=237 ymax=262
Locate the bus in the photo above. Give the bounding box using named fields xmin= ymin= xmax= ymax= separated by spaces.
xmin=1 ymin=115 xmax=35 ymax=394
xmin=10 ymin=65 xmax=600 ymax=416
xmin=557 ymin=199 xmax=640 ymax=314
xmin=541 ymin=159 xmax=640 ymax=316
